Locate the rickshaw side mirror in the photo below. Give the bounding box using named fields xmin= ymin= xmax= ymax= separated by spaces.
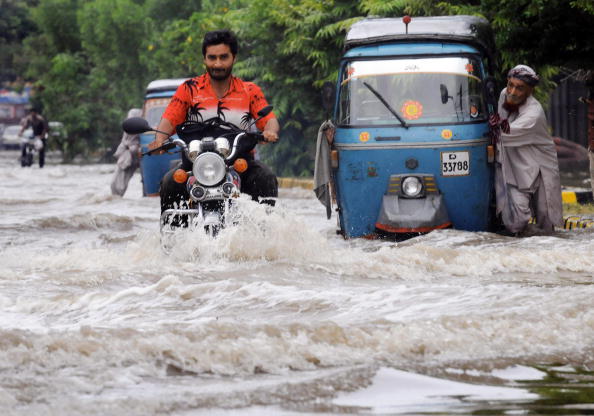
xmin=321 ymin=81 xmax=336 ymax=115
xmin=484 ymin=77 xmax=498 ymax=112
xmin=440 ymin=84 xmax=450 ymax=104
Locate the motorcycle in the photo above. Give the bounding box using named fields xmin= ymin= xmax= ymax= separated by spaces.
xmin=122 ymin=105 xmax=274 ymax=239
xmin=21 ymin=135 xmax=43 ymax=167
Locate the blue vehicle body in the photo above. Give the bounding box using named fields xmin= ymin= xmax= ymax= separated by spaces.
xmin=327 ymin=16 xmax=499 ymax=238
xmin=139 ymin=79 xmax=186 ymax=196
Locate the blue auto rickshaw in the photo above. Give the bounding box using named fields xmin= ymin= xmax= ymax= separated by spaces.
xmin=139 ymin=78 xmax=186 ymax=196
xmin=320 ymin=15 xmax=499 ymax=238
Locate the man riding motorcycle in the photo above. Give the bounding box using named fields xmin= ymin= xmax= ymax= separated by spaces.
xmin=150 ymin=29 xmax=280 ymax=213
xmin=19 ymin=107 xmax=49 ymax=168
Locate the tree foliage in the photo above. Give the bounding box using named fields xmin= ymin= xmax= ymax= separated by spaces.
xmin=22 ymin=0 xmax=152 ymax=161
xmin=0 ymin=0 xmax=37 ymax=84
xmin=5 ymin=0 xmax=594 ymax=170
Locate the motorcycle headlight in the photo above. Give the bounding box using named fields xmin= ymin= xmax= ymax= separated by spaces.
xmin=193 ymin=152 xmax=227 ymax=186
xmin=188 ymin=140 xmax=201 ymax=161
xmin=401 ymin=176 xmax=423 ymax=198
xmin=215 ymin=137 xmax=230 ymax=157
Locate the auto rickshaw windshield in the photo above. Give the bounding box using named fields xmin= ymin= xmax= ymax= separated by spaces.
xmin=143 ymin=98 xmax=171 ymax=129
xmin=338 ymin=56 xmax=486 ymax=126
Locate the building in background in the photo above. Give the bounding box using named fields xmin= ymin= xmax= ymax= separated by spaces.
xmin=547 ymin=73 xmax=592 ymax=177
xmin=0 ymin=87 xmax=30 ymax=125
xmin=547 ymin=74 xmax=589 ymax=148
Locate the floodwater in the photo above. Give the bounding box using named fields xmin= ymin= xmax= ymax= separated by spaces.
xmin=0 ymin=149 xmax=593 ymax=416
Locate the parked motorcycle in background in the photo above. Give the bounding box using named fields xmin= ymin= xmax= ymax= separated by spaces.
xmin=122 ymin=105 xmax=274 ymax=242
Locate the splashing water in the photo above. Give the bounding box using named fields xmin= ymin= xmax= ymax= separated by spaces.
xmin=0 ymin=151 xmax=593 ymax=415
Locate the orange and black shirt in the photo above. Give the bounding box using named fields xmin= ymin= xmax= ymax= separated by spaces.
xmin=162 ymin=73 xmax=275 ymax=131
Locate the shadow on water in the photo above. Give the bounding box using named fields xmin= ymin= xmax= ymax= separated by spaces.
xmin=306 ymin=364 xmax=594 ymax=415
xmin=517 ymin=364 xmax=594 ymax=415
xmin=435 ymin=364 xmax=594 ymax=415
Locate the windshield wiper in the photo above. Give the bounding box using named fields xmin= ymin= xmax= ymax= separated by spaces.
xmin=363 ymin=81 xmax=408 ymax=129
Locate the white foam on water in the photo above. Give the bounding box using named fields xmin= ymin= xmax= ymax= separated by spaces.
xmin=2 ymin=156 xmax=594 ymax=414
xmin=491 ymin=365 xmax=547 ymax=381
xmin=1 ymin=292 xmax=593 ymax=380
xmin=2 ymin=184 xmax=593 ymax=284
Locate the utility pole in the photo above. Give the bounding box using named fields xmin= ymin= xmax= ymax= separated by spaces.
xmin=585 ymin=73 xmax=594 ymax=196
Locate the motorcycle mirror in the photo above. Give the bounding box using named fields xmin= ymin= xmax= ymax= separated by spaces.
xmin=483 ymin=76 xmax=498 ymax=112
xmin=245 ymin=105 xmax=274 ymax=130
xmin=440 ymin=84 xmax=451 ymax=104
xmin=257 ymin=105 xmax=273 ymax=118
xmin=122 ymin=117 xmax=153 ymax=134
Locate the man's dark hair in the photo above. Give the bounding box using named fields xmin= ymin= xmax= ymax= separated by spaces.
xmin=202 ymin=30 xmax=239 ymax=57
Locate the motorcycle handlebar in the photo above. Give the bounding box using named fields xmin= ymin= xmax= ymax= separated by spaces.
xmin=141 ymin=129 xmax=272 ymax=158
xmin=142 ymin=140 xmax=176 ymax=157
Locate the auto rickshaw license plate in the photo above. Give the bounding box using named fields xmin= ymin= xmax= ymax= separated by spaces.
xmin=441 ymin=151 xmax=470 ymax=176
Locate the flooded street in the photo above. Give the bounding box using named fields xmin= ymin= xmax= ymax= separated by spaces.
xmin=1 ymin=149 xmax=593 ymax=415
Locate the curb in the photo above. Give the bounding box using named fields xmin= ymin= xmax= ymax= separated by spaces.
xmin=278 ymin=177 xmax=313 ymax=190
xmin=562 ymin=190 xmax=593 ymax=204
xmin=563 ymin=215 xmax=594 ymax=229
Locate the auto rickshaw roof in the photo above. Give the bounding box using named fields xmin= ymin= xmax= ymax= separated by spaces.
xmin=145 ymin=78 xmax=187 ymax=94
xmin=345 ymin=15 xmax=494 ymax=53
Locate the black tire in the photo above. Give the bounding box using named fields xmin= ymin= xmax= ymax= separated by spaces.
xmin=25 ymin=152 xmax=33 ymax=167
xmin=204 ymin=224 xmax=220 ymax=237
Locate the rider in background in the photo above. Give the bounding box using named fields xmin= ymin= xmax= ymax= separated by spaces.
xmin=19 ymin=107 xmax=49 ymax=168
xmin=149 ymin=29 xmax=280 ymax=212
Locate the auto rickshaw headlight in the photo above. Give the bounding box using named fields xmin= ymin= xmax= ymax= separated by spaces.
xmin=401 ymin=176 xmax=423 ymax=198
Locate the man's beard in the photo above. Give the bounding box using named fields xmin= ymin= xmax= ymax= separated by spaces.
xmin=503 ymin=94 xmax=522 ymax=113
xmin=502 ymin=100 xmax=519 ymax=114
xmin=207 ymin=65 xmax=233 ymax=81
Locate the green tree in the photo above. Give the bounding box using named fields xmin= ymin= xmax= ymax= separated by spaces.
xmin=77 ymin=0 xmax=153 ymax=153
xmin=23 ymin=0 xmax=154 ymax=160
xmin=22 ymin=0 xmax=86 ymax=160
xmin=10 ymin=0 xmax=594 ymax=170
xmin=40 ymin=52 xmax=94 ymax=158
xmin=0 ymin=0 xmax=37 ymax=85
xmin=144 ymin=0 xmax=204 ymax=22
xmin=238 ymin=0 xmax=359 ymax=177
xmin=146 ymin=0 xmax=238 ymax=78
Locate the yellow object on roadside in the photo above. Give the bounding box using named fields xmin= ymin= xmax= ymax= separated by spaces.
xmin=562 ymin=191 xmax=578 ymax=204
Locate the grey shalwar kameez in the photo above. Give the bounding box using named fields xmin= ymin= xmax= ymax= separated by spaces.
xmin=314 ymin=120 xmax=335 ymax=219
xmin=111 ymin=108 xmax=142 ymax=196
xmin=495 ymin=89 xmax=563 ymax=233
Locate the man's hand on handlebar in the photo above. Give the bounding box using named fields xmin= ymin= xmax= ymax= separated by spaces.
xmin=146 ymin=119 xmax=175 ymax=156
xmin=261 ymin=117 xmax=280 ymax=143
xmin=148 ymin=139 xmax=167 ymax=155
xmin=262 ymin=130 xmax=279 ymax=143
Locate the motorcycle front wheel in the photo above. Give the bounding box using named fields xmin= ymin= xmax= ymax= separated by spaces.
xmin=21 ymin=152 xmax=33 ymax=167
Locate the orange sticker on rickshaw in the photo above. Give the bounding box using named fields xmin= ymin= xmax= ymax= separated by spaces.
xmin=359 ymin=132 xmax=370 ymax=142
xmin=401 ymin=100 xmax=423 ymax=120
xmin=441 ymin=129 xmax=453 ymax=140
